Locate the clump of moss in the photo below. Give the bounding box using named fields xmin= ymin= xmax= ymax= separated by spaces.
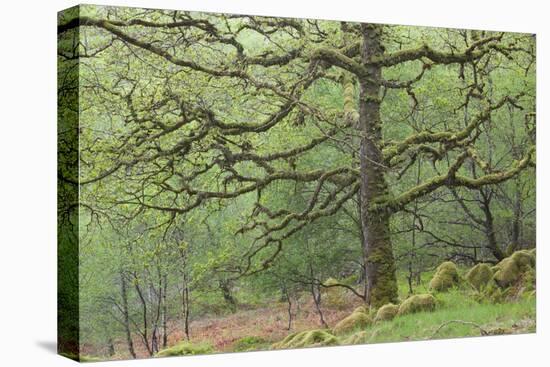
xmin=397 ymin=294 xmax=436 ymax=316
xmin=374 ymin=303 xmax=399 ymax=322
xmin=465 ymin=263 xmax=493 ymax=291
xmin=476 ymin=251 xmax=536 ymax=303
xmin=332 ymin=310 xmax=373 ymax=336
xmin=341 ymin=331 xmax=369 ymax=345
xmin=493 ymin=250 xmax=535 ymax=288
xmin=474 ymin=281 xmax=505 ymax=303
xmin=507 ymin=266 xmax=536 ymax=300
xmin=156 ymin=341 xmax=214 ymax=357
xmin=232 ymin=336 xmax=268 ymax=352
xmin=523 ymin=267 xmax=536 ymax=291
xmin=353 ymin=304 xmax=370 ymax=314
xmin=272 ymin=329 xmax=338 ymax=349
xmin=429 ymin=261 xmax=460 ymax=292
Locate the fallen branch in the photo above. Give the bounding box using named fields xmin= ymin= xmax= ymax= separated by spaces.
xmin=431 ymin=320 xmax=488 ymax=338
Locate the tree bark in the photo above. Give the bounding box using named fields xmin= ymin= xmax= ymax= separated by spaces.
xmin=479 ymin=189 xmax=505 ymax=260
xmin=359 ymin=24 xmax=398 ymax=308
xmin=119 ymin=272 xmax=136 ymax=359
xmin=133 ymin=275 xmax=153 ymax=356
xmin=511 ymin=177 xmax=523 ymax=249
xmin=162 ymin=274 xmax=168 ymax=349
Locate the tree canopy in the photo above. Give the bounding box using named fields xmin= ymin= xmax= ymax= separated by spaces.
xmin=57 ymin=4 xmax=535 ymax=360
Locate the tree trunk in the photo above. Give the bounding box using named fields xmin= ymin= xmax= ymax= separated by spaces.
xmin=162 ymin=274 xmax=168 ymax=349
xmin=181 ymin=273 xmax=190 ymax=340
xmin=359 ymin=24 xmax=398 ymax=308
xmin=511 ymin=177 xmax=523 ymax=249
xmin=219 ymin=279 xmax=237 ymax=312
xmin=133 ymin=276 xmax=153 ymax=356
xmin=119 ymin=272 xmax=136 ymax=359
xmin=479 ymin=189 xmax=505 ymax=260
xmin=107 ymin=337 xmax=115 ymax=357
xmin=309 ymin=263 xmax=328 ymax=328
xmin=284 ymin=287 xmax=293 ymax=331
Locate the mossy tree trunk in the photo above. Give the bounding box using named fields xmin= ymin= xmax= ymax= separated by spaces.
xmin=359 ymin=24 xmax=398 ymax=308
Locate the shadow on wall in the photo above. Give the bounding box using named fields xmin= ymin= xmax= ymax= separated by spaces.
xmin=36 ymin=340 xmax=57 ymax=354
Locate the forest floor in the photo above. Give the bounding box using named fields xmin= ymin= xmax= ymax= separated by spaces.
xmin=172 ymin=292 xmax=535 ymax=354
xmin=84 ymin=271 xmax=535 ymax=360
xmin=168 ymin=297 xmax=362 ymax=352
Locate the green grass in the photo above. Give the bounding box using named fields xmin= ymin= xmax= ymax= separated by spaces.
xmin=232 ymin=336 xmax=271 ymax=352
xmin=340 ymin=289 xmax=535 ymax=345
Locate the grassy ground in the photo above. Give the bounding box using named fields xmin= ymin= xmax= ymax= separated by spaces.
xmin=178 ymin=282 xmax=535 ymax=354
xmin=340 ymin=289 xmax=535 ymax=345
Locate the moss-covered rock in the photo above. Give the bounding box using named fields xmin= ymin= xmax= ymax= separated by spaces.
xmin=351 ymin=304 xmax=370 ymax=315
xmin=465 ymin=263 xmax=493 ymax=291
xmin=272 ymin=329 xmax=339 ymax=349
xmin=523 ymin=267 xmax=536 ymax=292
xmin=493 ymin=250 xmax=535 ymax=288
xmin=341 ymin=331 xmax=369 ymax=345
xmin=507 ymin=266 xmax=536 ymax=300
xmin=232 ymin=336 xmax=267 ymax=352
xmin=513 ymin=250 xmax=536 ymax=268
xmin=332 ymin=310 xmax=373 ymax=335
xmin=374 ymin=303 xmax=399 ymax=322
xmin=397 ymin=294 xmax=436 ymax=316
xmin=156 ymin=341 xmax=214 ymax=357
xmin=429 ymin=261 xmax=460 ymax=292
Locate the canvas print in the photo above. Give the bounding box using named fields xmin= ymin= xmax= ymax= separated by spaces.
xmin=57 ymin=4 xmax=536 ymax=362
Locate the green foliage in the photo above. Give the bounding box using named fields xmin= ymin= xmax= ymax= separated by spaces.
xmin=322 ymin=278 xmax=350 ymax=309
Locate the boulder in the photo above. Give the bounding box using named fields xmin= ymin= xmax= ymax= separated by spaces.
xmin=374 ymin=303 xmax=399 ymax=322
xmin=156 ymin=341 xmax=213 ymax=357
xmin=465 ymin=263 xmax=493 ymax=290
xmin=332 ymin=310 xmax=373 ymax=336
xmin=272 ymin=329 xmax=338 ymax=349
xmin=341 ymin=331 xmax=368 ymax=345
xmin=429 ymin=261 xmax=460 ymax=292
xmin=493 ymin=250 xmax=535 ymax=288
xmin=398 ymin=294 xmax=436 ymax=316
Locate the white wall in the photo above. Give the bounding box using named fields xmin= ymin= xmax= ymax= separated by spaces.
xmin=0 ymin=1 xmax=547 ymax=366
